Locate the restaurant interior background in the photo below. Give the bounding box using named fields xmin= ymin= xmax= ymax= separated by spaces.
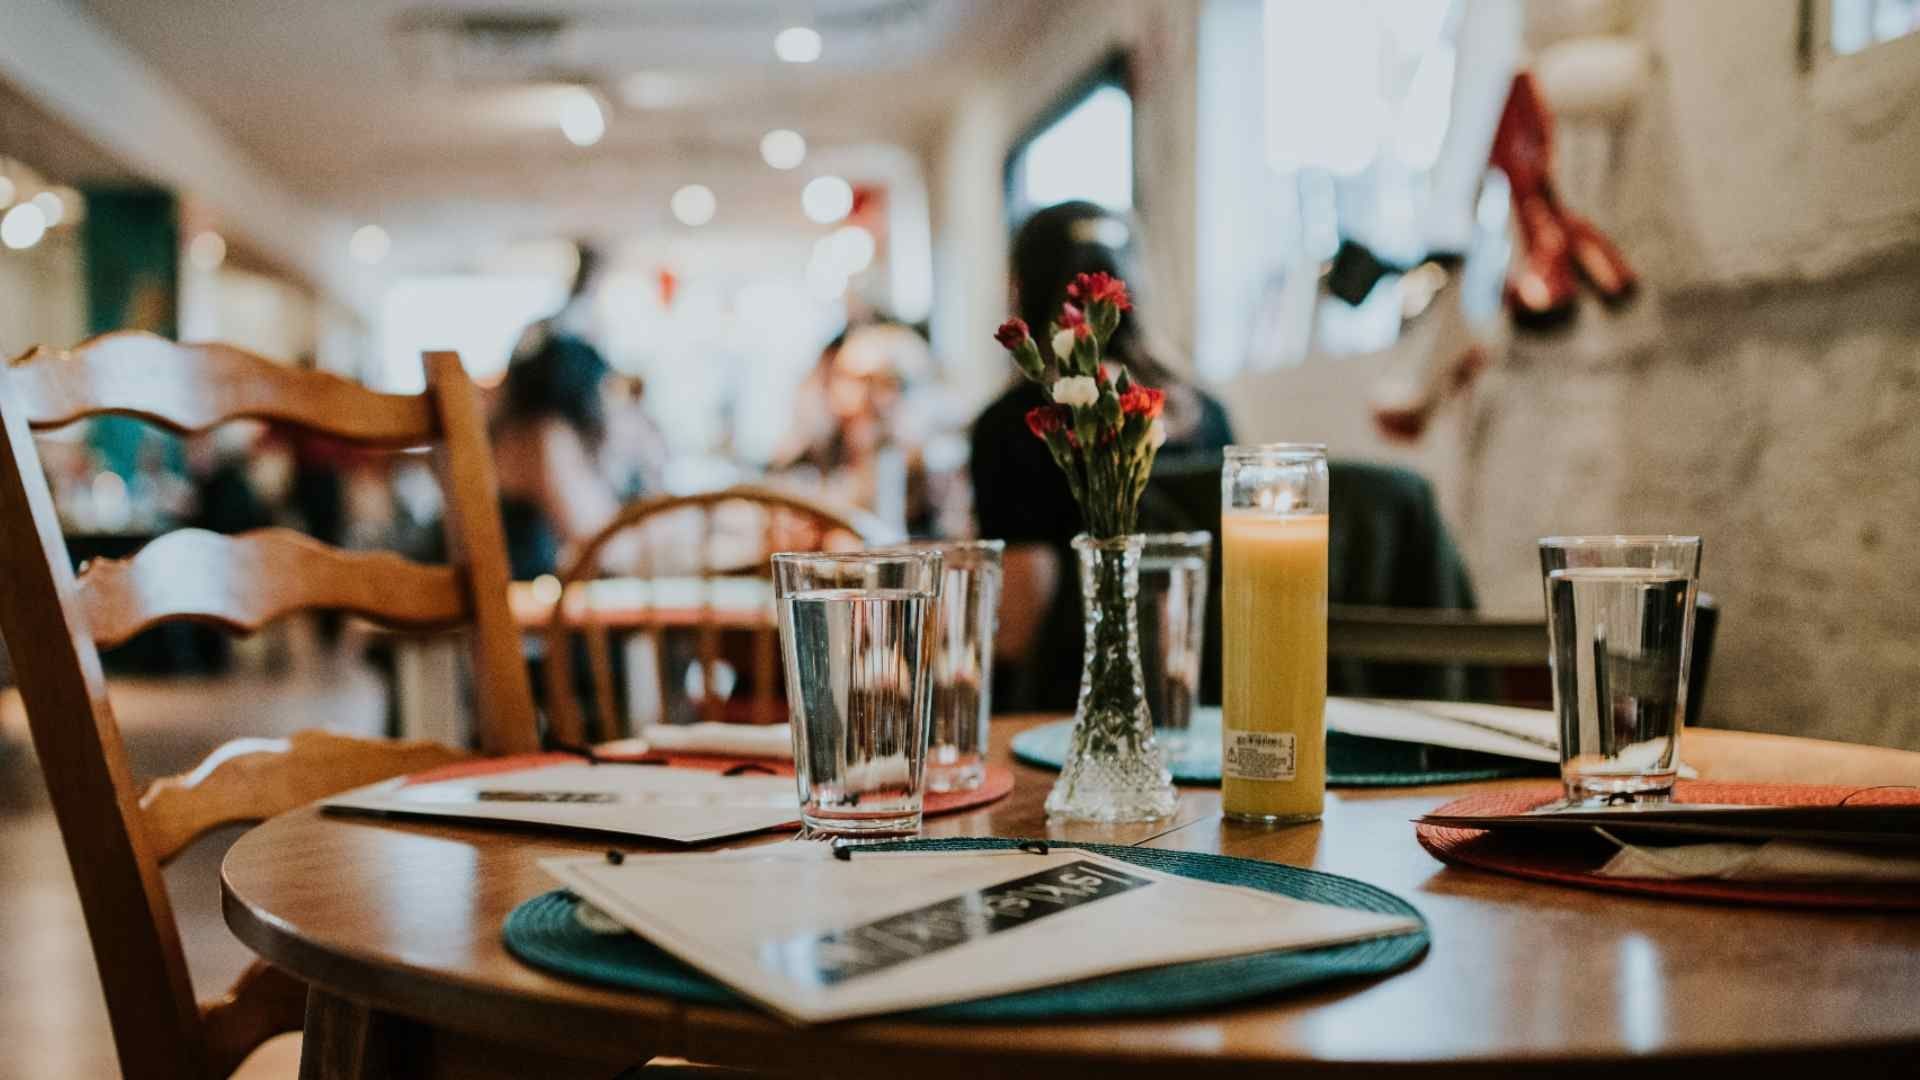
xmin=0 ymin=0 xmax=1916 ymax=1071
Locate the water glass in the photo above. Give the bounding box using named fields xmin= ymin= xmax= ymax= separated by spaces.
xmin=1137 ymin=532 xmax=1211 ymax=753
xmin=901 ymin=540 xmax=1003 ymax=793
xmin=1539 ymin=535 xmax=1701 ymax=803
xmin=773 ymin=551 xmax=942 ymax=839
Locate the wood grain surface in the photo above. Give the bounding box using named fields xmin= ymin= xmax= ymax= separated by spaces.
xmin=222 ymin=720 xmax=1920 ymax=1077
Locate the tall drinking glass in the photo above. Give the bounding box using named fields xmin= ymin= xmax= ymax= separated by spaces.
xmin=907 ymin=540 xmax=1003 ymax=793
xmin=1138 ymin=532 xmax=1212 ymax=754
xmin=1539 ymin=536 xmax=1700 ymax=803
xmin=1220 ymin=445 xmax=1330 ymax=823
xmin=772 ymin=551 xmax=942 ymax=839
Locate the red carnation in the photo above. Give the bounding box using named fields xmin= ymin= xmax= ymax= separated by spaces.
xmin=1070 ymin=272 xmax=1131 ymax=312
xmin=1025 ymin=404 xmax=1069 ymax=439
xmin=994 ymin=318 xmax=1030 ymax=351
xmin=1119 ymin=385 xmax=1164 ymax=419
xmin=1058 ymin=302 xmax=1086 ymax=328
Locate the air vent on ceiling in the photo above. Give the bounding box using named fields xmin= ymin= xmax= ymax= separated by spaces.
xmin=391 ymin=11 xmax=585 ymax=83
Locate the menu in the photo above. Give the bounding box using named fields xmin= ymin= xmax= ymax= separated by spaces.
xmin=541 ymin=844 xmax=1421 ymax=1024
xmin=322 ymin=762 xmax=799 ymax=844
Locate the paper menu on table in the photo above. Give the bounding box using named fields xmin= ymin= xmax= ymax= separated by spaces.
xmin=1328 ymin=698 xmax=1559 ymax=763
xmin=540 ymin=846 xmax=1421 ymax=1024
xmin=321 ymin=763 xmax=799 ymax=845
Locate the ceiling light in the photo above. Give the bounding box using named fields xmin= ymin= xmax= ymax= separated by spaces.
xmin=30 ymin=191 xmax=64 ymax=227
xmin=760 ymin=129 xmax=807 ymax=171
xmin=620 ymin=72 xmax=683 ymax=110
xmin=188 ymin=231 xmax=227 ymax=271
xmin=671 ymin=184 xmax=717 ymax=227
xmin=559 ymin=88 xmax=606 ymax=147
xmin=774 ymin=26 xmax=822 ymax=63
xmin=828 ymin=224 xmax=876 ymax=274
xmin=801 ymin=175 xmax=854 ymax=224
xmin=1 ymin=203 xmax=47 ymax=250
xmin=349 ymin=224 xmax=390 ymax=265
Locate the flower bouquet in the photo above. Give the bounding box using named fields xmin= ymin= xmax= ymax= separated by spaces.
xmin=994 ymin=273 xmax=1177 ymax=821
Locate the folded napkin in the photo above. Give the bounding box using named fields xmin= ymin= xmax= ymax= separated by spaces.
xmin=607 ymin=722 xmax=794 ymax=761
xmin=1596 ymin=837 xmax=1920 ymax=884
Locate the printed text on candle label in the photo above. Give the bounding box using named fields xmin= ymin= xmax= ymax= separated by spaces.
xmin=1224 ymin=730 xmax=1297 ymax=781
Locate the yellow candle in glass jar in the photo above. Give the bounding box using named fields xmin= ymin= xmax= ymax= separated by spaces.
xmin=1221 ymin=511 xmax=1328 ymax=822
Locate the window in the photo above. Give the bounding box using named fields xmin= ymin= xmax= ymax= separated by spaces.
xmin=1196 ymin=0 xmax=1476 ymax=379
xmin=1005 ymin=58 xmax=1133 ymax=224
xmin=1830 ymin=0 xmax=1920 ymax=54
xmin=378 ymin=274 xmax=567 ymax=392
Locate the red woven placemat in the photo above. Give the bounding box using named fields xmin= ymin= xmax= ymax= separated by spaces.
xmin=399 ymin=752 xmax=1015 ymax=818
xmin=1416 ymin=781 xmax=1920 ymax=909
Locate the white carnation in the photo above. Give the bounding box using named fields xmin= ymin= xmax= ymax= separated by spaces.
xmin=1147 ymin=417 xmax=1167 ymax=450
xmin=1051 ymin=328 xmax=1077 ymax=363
xmin=1051 ymin=375 xmax=1100 ymax=407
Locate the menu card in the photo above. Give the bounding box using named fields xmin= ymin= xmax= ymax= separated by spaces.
xmin=322 ymin=763 xmax=798 ymax=844
xmin=1329 ymin=699 xmax=1557 ymax=763
xmin=541 ymin=844 xmax=1420 ymax=1024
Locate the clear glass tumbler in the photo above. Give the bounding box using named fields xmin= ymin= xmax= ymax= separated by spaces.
xmin=772 ymin=551 xmax=942 ymax=839
xmin=895 ymin=540 xmax=1003 ymax=793
xmin=1220 ymin=444 xmax=1330 ymax=824
xmin=1539 ymin=535 xmax=1701 ymax=803
xmin=1137 ymin=532 xmax=1212 ymax=754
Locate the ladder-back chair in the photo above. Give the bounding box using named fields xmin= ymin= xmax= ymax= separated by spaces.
xmin=0 ymin=333 xmax=539 ymax=1080
xmin=540 ymin=485 xmax=895 ymax=744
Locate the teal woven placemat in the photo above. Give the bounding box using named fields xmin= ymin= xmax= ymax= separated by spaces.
xmin=503 ymin=838 xmax=1428 ymax=1022
xmin=1011 ymin=710 xmax=1552 ymax=787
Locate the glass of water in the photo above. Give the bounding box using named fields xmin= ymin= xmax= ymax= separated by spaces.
xmin=1539 ymin=536 xmax=1701 ymax=803
xmin=1138 ymin=532 xmax=1212 ymax=754
xmin=773 ymin=551 xmax=942 ymax=839
xmin=894 ymin=540 xmax=1003 ymax=793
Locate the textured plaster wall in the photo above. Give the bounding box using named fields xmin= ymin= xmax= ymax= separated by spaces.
xmin=1219 ymin=1 xmax=1920 ymax=748
xmin=1456 ymin=260 xmax=1920 ymax=748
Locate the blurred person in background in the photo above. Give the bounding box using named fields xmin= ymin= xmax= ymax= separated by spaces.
xmin=774 ymin=320 xmax=951 ymax=535
xmin=492 ymin=332 xmax=660 ymax=578
xmin=970 ymin=200 xmax=1235 ymax=711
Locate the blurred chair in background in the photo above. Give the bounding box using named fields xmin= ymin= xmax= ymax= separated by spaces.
xmin=536 ymin=485 xmax=895 ymax=747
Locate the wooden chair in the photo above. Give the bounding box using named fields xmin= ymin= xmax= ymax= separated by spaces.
xmin=540 ymin=485 xmax=896 ymax=745
xmin=0 ymin=332 xmax=540 ymax=1080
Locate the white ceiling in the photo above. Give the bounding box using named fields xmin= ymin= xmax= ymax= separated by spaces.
xmin=71 ymin=0 xmax=1047 ymax=269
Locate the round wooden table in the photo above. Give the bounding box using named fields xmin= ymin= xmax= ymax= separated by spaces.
xmin=222 ymin=720 xmax=1920 ymax=1078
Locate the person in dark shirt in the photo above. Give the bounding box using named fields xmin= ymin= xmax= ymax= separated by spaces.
xmin=970 ymin=201 xmax=1234 ymax=711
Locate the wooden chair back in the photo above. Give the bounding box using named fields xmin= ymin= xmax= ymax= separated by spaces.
xmin=539 ymin=485 xmax=895 ymax=744
xmin=0 ymin=332 xmax=539 ymax=1079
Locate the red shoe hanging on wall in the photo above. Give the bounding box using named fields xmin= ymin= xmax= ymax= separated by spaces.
xmin=1490 ymin=71 xmax=1637 ymax=329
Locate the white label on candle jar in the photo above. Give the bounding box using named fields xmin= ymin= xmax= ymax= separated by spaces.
xmin=1223 ymin=730 xmax=1297 ymax=782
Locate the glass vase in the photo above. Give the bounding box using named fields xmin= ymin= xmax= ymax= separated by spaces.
xmin=1045 ymin=534 xmax=1178 ymax=821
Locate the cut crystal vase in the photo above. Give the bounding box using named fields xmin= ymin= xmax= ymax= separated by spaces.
xmin=1044 ymin=534 xmax=1178 ymax=821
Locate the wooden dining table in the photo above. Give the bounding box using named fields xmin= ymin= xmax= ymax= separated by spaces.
xmin=222 ymin=719 xmax=1920 ymax=1078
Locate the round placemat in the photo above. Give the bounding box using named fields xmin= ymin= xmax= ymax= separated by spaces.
xmin=1416 ymin=781 xmax=1920 ymax=910
xmin=1012 ymin=715 xmax=1548 ymax=788
xmin=503 ymin=838 xmax=1429 ymax=1021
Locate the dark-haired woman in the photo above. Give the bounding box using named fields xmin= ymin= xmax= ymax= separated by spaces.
xmin=492 ymin=332 xmax=650 ymax=578
xmin=969 ymin=201 xmax=1235 ymax=711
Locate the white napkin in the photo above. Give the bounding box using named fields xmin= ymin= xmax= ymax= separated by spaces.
xmin=1595 ymin=836 xmax=1920 ymax=884
xmin=608 ymin=722 xmax=794 ymax=760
